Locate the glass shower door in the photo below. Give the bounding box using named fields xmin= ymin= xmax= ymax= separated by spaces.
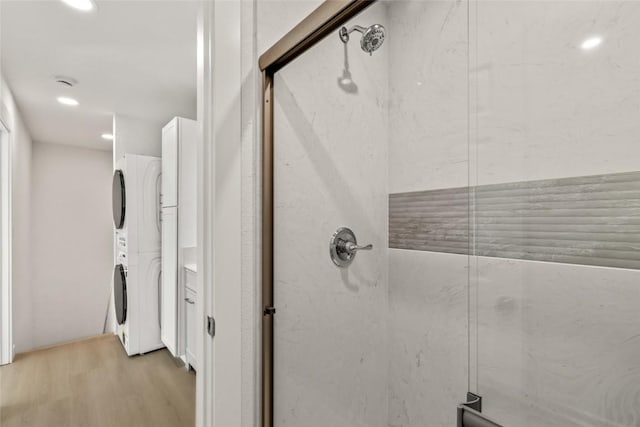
xmin=471 ymin=1 xmax=640 ymax=426
xmin=273 ymin=3 xmax=391 ymax=425
xmin=271 ymin=1 xmax=471 ymax=426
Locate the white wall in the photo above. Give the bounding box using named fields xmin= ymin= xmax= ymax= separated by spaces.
xmin=0 ymin=75 xmax=33 ymax=354
xmin=113 ymin=114 xmax=162 ymax=162
xmin=30 ymin=142 xmax=113 ymax=349
xmin=210 ymin=2 xmax=242 ymax=425
xmin=239 ymin=4 xmax=260 ymax=426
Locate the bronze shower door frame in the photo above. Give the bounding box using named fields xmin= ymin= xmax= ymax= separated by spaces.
xmin=259 ymin=1 xmax=376 ymax=425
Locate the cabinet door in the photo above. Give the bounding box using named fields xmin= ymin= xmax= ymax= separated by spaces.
xmin=161 ymin=119 xmax=178 ymax=207
xmin=178 ymin=118 xmax=198 ymax=248
xmin=160 ymin=206 xmax=178 ymax=356
xmin=185 ymin=286 xmax=197 ymax=370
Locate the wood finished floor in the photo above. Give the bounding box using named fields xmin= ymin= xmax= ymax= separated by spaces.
xmin=0 ymin=335 xmax=195 ymax=427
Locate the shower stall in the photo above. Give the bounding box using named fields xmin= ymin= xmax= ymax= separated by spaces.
xmin=260 ymin=1 xmax=640 ymax=426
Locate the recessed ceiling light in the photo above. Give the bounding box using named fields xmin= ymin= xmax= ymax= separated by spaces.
xmin=57 ymin=96 xmax=79 ymax=106
xmin=60 ymin=0 xmax=95 ymax=11
xmin=581 ymin=36 xmax=603 ymax=50
xmin=101 ymin=133 xmax=114 ymax=140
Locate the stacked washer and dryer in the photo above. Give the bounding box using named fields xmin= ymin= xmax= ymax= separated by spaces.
xmin=112 ymin=154 xmax=164 ymax=356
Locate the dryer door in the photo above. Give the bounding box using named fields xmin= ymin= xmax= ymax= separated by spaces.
xmin=112 ymin=169 xmax=126 ymax=229
xmin=114 ymin=264 xmax=127 ymax=325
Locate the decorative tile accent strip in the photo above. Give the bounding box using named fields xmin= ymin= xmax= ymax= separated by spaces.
xmin=389 ymin=172 xmax=640 ymax=270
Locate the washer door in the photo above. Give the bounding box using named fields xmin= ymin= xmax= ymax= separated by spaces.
xmin=112 ymin=169 xmax=126 ymax=229
xmin=114 ymin=264 xmax=127 ymax=325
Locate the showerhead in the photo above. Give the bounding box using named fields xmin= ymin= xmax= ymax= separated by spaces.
xmin=360 ymin=24 xmax=385 ymax=54
xmin=339 ymin=24 xmax=386 ymax=55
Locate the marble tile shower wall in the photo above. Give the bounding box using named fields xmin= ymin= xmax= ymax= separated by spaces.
xmin=387 ymin=1 xmax=640 ymax=426
xmin=390 ymin=172 xmax=640 ymax=270
xmin=387 ymin=1 xmax=470 ymax=427
xmin=469 ymin=2 xmax=640 ymax=426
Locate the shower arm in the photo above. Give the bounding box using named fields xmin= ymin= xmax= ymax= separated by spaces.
xmin=339 ymin=25 xmax=367 ymax=43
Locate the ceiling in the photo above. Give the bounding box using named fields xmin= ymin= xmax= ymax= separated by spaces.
xmin=0 ymin=0 xmax=198 ymax=151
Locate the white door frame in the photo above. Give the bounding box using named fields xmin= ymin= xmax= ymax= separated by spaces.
xmin=196 ymin=2 xmax=216 ymax=426
xmin=197 ymin=1 xmax=246 ymax=426
xmin=0 ymin=118 xmax=12 ymax=366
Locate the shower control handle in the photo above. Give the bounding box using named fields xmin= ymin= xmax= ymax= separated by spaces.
xmin=330 ymin=227 xmax=373 ymax=267
xmin=344 ymin=242 xmax=373 ymax=254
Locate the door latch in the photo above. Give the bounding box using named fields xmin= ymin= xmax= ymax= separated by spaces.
xmin=207 ymin=316 xmax=215 ymax=337
xmin=264 ymin=306 xmax=276 ymax=316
